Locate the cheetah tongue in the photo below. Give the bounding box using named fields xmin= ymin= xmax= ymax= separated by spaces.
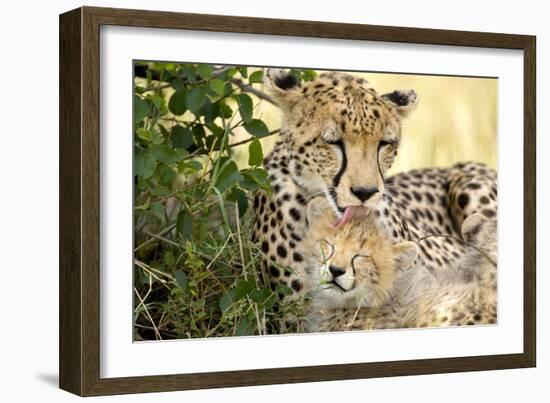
xmin=333 ymin=206 xmax=368 ymax=229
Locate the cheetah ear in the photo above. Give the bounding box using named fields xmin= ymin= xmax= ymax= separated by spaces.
xmin=305 ymin=197 xmax=335 ymax=232
xmin=382 ymin=89 xmax=418 ymax=117
xmin=461 ymin=213 xmax=489 ymax=245
xmin=391 ymin=241 xmax=419 ymax=270
xmin=265 ymin=68 xmax=301 ymax=110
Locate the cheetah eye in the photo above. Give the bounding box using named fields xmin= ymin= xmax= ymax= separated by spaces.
xmin=321 ymin=127 xmax=341 ymax=145
xmin=324 ymin=138 xmax=342 ymax=146
xmin=351 ymin=254 xmax=370 ymax=266
xmin=378 ymin=139 xmax=397 ymax=153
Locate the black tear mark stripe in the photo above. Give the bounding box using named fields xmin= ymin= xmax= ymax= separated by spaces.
xmin=377 ymin=142 xmax=385 ymax=182
xmin=332 ymin=140 xmax=347 ymax=188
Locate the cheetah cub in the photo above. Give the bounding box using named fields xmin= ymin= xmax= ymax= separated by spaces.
xmin=304 ymin=197 xmax=497 ymax=332
xmin=302 ymin=198 xmax=419 ymax=332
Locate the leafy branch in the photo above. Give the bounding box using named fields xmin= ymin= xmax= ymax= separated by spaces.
xmin=132 ymin=62 xmax=315 ymax=340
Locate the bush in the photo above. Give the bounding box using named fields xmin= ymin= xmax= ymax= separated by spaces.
xmin=133 ymin=62 xmax=315 ymax=340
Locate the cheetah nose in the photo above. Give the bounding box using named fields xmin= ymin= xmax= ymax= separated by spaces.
xmin=351 ymin=186 xmax=379 ymax=202
xmin=329 ymin=265 xmax=346 ymax=278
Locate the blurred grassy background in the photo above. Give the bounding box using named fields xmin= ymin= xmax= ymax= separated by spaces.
xmin=235 ymin=70 xmax=497 ymax=174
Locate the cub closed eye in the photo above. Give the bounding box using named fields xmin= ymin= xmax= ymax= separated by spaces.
xmin=351 ymin=254 xmax=371 ymax=273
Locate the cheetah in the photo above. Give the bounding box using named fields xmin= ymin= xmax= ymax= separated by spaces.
xmin=252 ymin=68 xmax=497 ymax=314
xmin=303 ymin=200 xmax=497 ymax=332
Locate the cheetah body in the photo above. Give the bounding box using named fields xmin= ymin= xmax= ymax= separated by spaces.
xmin=252 ymin=69 xmax=497 ymax=315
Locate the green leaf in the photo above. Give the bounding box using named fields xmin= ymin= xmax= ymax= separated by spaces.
xmin=236 ymin=317 xmax=255 ymax=336
xmin=168 ymin=89 xmax=187 ymax=115
xmin=181 ymin=65 xmax=197 ymax=82
xmin=134 ymin=95 xmax=148 ymax=124
xmin=202 ymin=98 xmax=219 ymax=123
xmin=222 ymin=67 xmax=238 ymax=80
xmin=219 ymin=289 xmax=235 ymax=313
xmin=176 ymin=209 xmax=193 ymax=239
xmin=179 ymin=160 xmax=203 ymax=172
xmin=226 ymin=188 xmax=249 ymax=216
xmin=236 ymin=93 xmax=253 ymax=123
xmin=171 ymin=125 xmax=193 ymax=149
xmin=235 ymin=189 xmax=249 ymax=216
xmin=174 ymin=270 xmax=188 ymax=289
xmin=223 ymin=81 xmax=234 ymax=96
xmin=209 ymin=78 xmax=225 ymax=95
xmin=185 ymin=86 xmax=207 ymax=113
xmin=237 ymin=66 xmax=248 ymax=78
xmin=276 ymin=283 xmax=293 ymax=297
xmin=249 ymin=70 xmax=264 ymax=83
xmin=248 ymin=168 xmax=269 ymax=185
xmin=146 ymin=93 xmax=166 ymax=112
xmin=248 ymin=139 xmax=263 ymax=166
xmin=244 ymin=119 xmax=269 ymax=137
xmin=235 ymin=280 xmax=255 ymax=300
xmin=215 ymin=161 xmax=243 ymax=193
xmin=151 ymin=130 xmax=165 ymax=145
xmin=250 ymin=288 xmax=270 ymax=304
xmin=164 ymin=251 xmax=176 ymax=267
xmin=301 ymin=69 xmax=317 ymax=82
xmin=159 ymin=166 xmax=176 ymax=186
xmin=136 ymin=128 xmax=153 ymax=142
xmin=170 ymin=78 xmax=184 ymax=91
xmin=218 ymin=101 xmax=233 ymax=118
xmin=134 ymin=151 xmax=156 ymax=178
xmin=196 ymin=64 xmax=213 ymax=79
xmin=151 ymin=202 xmax=165 ymax=221
xmin=151 ymin=145 xmax=181 ymax=165
xmin=192 ymin=125 xmax=206 ymax=142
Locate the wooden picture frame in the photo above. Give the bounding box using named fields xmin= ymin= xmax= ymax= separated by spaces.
xmin=59 ymin=6 xmax=536 ymax=396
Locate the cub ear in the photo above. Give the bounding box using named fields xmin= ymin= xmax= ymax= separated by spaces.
xmin=305 ymin=197 xmax=335 ymax=232
xmin=391 ymin=241 xmax=419 ymax=270
xmin=461 ymin=213 xmax=489 ymax=245
xmin=382 ymin=89 xmax=418 ymax=117
xmin=265 ymin=68 xmax=301 ymax=109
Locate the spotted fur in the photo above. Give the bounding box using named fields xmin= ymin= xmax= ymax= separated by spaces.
xmin=251 ymin=69 xmax=497 ymax=313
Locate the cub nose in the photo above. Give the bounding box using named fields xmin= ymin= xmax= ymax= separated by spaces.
xmin=351 ymin=186 xmax=379 ymax=202
xmin=329 ymin=265 xmax=345 ymax=278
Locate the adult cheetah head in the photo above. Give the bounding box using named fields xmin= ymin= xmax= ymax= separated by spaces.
xmin=305 ymin=198 xmax=418 ymax=308
xmin=266 ymin=69 xmax=418 ymax=227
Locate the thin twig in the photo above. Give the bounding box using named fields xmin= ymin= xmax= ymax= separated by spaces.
xmin=140 ymin=229 xmax=180 ymax=248
xmin=230 ymin=129 xmax=280 ymax=148
xmin=134 ymin=287 xmax=163 ymax=340
xmin=231 ymin=78 xmax=276 ymax=105
xmin=235 ymin=204 xmax=264 ymax=335
xmin=134 ymin=224 xmax=176 ymax=252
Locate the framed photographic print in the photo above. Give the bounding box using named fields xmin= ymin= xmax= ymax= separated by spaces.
xmin=59 ymin=6 xmax=536 ymax=396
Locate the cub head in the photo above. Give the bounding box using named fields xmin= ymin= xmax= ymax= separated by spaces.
xmin=266 ymin=68 xmax=418 ymax=226
xmin=305 ymin=198 xmax=418 ymax=308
